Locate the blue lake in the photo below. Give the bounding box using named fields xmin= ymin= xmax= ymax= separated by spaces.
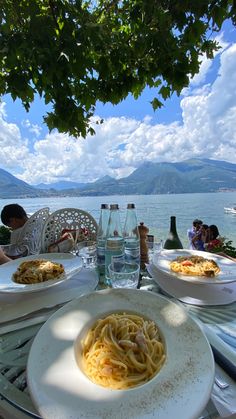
xmin=1 ymin=192 xmax=236 ymax=248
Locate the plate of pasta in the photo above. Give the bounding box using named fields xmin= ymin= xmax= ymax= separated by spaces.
xmin=0 ymin=253 xmax=83 ymax=293
xmin=153 ymin=249 xmax=236 ymax=284
xmin=27 ymin=289 xmax=214 ymax=419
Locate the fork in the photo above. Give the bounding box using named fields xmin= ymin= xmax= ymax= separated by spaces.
xmin=215 ymin=375 xmax=229 ymax=389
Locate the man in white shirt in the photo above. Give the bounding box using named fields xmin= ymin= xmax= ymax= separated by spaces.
xmin=1 ymin=204 xmax=29 ymax=257
xmin=1 ymin=204 xmax=28 ymax=242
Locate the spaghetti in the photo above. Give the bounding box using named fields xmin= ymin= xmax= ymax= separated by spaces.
xmin=170 ymin=255 xmax=220 ymax=277
xmin=12 ymin=259 xmax=65 ymax=284
xmin=81 ymin=312 xmax=165 ymax=390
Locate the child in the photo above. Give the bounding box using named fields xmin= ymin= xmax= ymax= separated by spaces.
xmin=1 ymin=204 xmax=28 ymax=245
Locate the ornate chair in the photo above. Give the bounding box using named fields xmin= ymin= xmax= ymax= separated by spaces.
xmin=41 ymin=208 xmax=98 ymax=253
xmin=4 ymin=207 xmax=50 ymax=257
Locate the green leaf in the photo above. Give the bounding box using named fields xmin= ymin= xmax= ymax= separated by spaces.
xmin=159 ymin=85 xmax=171 ymax=100
xmin=0 ymin=0 xmax=234 ymax=137
xmin=151 ymin=97 xmax=163 ymax=111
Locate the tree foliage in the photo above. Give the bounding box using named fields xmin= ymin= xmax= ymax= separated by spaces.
xmin=0 ymin=0 xmax=235 ymax=137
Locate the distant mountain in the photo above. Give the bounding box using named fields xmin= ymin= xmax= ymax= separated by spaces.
xmin=34 ymin=180 xmax=88 ymax=190
xmin=34 ymin=176 xmax=115 ymax=191
xmin=0 ymin=168 xmax=49 ymax=199
xmin=0 ymin=158 xmax=236 ymax=199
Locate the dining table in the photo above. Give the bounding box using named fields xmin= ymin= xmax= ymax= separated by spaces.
xmin=0 ymin=252 xmax=235 ymax=419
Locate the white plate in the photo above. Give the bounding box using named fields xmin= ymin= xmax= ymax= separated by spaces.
xmin=148 ymin=264 xmax=236 ymax=306
xmin=153 ymin=249 xmax=236 ymax=284
xmin=0 ymin=253 xmax=82 ymax=294
xmin=27 ymin=289 xmax=214 ymax=419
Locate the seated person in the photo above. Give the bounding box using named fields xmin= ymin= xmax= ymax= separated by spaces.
xmin=1 ymin=204 xmax=28 ymax=245
xmin=208 ymin=224 xmax=220 ymax=243
xmin=201 ymin=224 xmax=209 ymax=243
xmin=1 ymin=204 xmax=29 ymax=258
xmin=192 ymin=223 xmax=209 ymax=251
xmin=187 ymin=219 xmax=203 ymax=250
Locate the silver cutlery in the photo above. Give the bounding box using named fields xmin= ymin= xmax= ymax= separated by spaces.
xmin=0 ymin=301 xmax=67 ymax=328
xmin=215 ymin=375 xmax=229 ymax=389
xmin=0 ymin=302 xmax=68 ymax=335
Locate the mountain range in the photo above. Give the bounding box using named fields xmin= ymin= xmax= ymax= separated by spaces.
xmin=0 ymin=158 xmax=236 ymax=199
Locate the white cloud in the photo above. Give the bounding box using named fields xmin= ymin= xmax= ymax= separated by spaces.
xmin=0 ymin=102 xmax=29 ymax=170
xmin=182 ymin=32 xmax=230 ymax=95
xmin=21 ymin=119 xmax=42 ymax=137
xmin=0 ymin=41 xmax=236 ymax=185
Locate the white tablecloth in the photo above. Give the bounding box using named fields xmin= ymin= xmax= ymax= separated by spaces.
xmin=0 ymin=268 xmax=98 ymax=328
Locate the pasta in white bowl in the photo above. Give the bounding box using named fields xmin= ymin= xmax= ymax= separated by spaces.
xmin=153 ymin=249 xmax=236 ymax=284
xmin=27 ymin=288 xmax=214 ymax=419
xmin=80 ymin=312 xmax=166 ymax=390
xmin=0 ymin=253 xmax=82 ymax=293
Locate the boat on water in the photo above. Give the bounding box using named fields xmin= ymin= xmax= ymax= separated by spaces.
xmin=224 ymin=206 xmax=236 ymax=214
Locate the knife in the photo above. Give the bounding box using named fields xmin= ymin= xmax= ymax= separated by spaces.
xmin=211 ymin=344 xmax=236 ymax=382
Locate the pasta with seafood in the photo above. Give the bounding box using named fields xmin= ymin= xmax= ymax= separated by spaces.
xmin=170 ymin=255 xmax=220 ymax=277
xmin=12 ymin=259 xmax=65 ymax=284
xmin=81 ymin=312 xmax=165 ymax=390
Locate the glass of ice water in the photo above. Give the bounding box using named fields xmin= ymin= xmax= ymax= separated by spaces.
xmin=77 ymin=241 xmax=97 ymax=268
xmin=148 ymin=239 xmax=163 ymax=262
xmin=108 ymin=262 xmax=140 ymax=289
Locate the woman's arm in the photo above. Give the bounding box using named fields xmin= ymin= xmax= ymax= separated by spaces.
xmin=217 ymin=251 xmax=236 ymax=262
xmin=0 ymin=246 xmax=11 ymax=264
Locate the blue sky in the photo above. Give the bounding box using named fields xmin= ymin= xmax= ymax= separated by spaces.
xmin=0 ymin=20 xmax=236 ymax=185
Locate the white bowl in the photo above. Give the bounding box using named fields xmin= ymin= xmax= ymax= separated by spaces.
xmin=27 ymin=288 xmax=214 ymax=419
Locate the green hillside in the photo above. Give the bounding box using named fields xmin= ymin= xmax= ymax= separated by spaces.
xmin=0 ymin=158 xmax=236 ymax=198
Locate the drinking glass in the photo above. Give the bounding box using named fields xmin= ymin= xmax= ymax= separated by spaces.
xmin=108 ymin=262 xmax=140 ymax=289
xmin=77 ymin=241 xmax=97 ymax=268
xmin=148 ymin=239 xmax=163 ymax=262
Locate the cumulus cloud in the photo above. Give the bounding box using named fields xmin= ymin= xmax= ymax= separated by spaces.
xmin=182 ymin=32 xmax=230 ymax=95
xmin=0 ymin=40 xmax=236 ymax=185
xmin=0 ymin=102 xmax=29 ymax=170
xmin=21 ymin=119 xmax=42 ymax=137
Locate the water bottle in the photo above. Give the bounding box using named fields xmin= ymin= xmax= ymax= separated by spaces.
xmin=96 ymin=204 xmax=110 ymax=279
xmin=105 ymin=204 xmax=124 ymax=284
xmin=164 ymin=216 xmax=183 ymax=249
xmin=123 ymin=203 xmax=140 ymax=264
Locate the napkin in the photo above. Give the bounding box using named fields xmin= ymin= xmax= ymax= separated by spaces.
xmin=211 ymin=364 xmax=236 ymax=417
xmin=188 ymin=306 xmax=236 ymax=367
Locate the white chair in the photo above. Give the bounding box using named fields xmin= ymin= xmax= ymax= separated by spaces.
xmin=41 ymin=208 xmax=98 ymax=253
xmin=4 ymin=207 xmax=50 ymax=257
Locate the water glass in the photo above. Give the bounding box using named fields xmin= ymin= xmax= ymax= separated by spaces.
xmin=108 ymin=262 xmax=140 ymax=289
xmin=148 ymin=240 xmax=163 ymax=262
xmin=77 ymin=241 xmax=97 ymax=268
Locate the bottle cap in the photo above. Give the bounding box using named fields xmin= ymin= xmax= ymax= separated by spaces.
xmin=101 ymin=204 xmax=109 ymax=209
xmin=127 ymin=203 xmax=135 ymax=209
xmin=110 ymin=204 xmax=119 ymax=210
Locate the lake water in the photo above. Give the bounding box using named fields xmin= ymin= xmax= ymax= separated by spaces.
xmin=1 ymin=192 xmax=236 ymax=248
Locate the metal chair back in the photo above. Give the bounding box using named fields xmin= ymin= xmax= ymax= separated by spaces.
xmin=41 ymin=207 xmax=98 ymax=253
xmin=18 ymin=207 xmax=50 ymax=255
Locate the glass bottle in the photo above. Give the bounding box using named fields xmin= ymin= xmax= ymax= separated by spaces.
xmin=164 ymin=216 xmax=183 ymax=249
xmin=105 ymin=204 xmax=124 ymax=284
xmin=123 ymin=203 xmax=140 ymax=264
xmin=96 ymin=204 xmax=110 ymax=279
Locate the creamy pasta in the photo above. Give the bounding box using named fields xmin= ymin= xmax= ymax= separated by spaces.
xmin=81 ymin=312 xmax=165 ymax=390
xmin=170 ymin=255 xmax=220 ymax=277
xmin=12 ymin=259 xmax=65 ymax=284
